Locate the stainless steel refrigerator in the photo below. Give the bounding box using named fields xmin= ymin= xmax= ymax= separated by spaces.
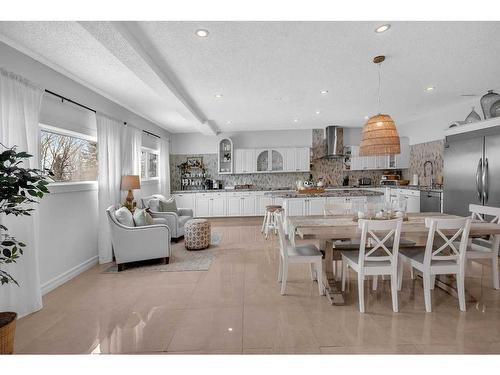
xmin=444 ymin=126 xmax=500 ymax=216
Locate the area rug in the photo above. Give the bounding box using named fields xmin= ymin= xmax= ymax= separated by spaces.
xmin=102 ymin=233 xmax=222 ymax=273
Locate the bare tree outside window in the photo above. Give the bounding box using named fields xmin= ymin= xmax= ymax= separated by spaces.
xmin=40 ymin=130 xmax=98 ymax=182
xmin=148 ymin=153 xmax=158 ymax=178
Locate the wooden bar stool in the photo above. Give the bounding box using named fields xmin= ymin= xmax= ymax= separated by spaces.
xmin=261 ymin=205 xmax=283 ymax=239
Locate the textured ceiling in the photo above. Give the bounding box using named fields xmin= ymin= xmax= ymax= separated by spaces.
xmin=0 ymin=21 xmax=499 ymax=134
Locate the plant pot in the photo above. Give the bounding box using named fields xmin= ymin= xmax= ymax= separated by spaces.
xmin=0 ymin=312 xmax=17 ymax=354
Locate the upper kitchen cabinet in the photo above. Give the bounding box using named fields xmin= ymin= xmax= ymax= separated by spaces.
xmin=284 ymin=147 xmax=310 ymax=172
xmin=255 ymin=149 xmax=286 ymax=172
xmin=271 ymin=149 xmax=285 ymax=171
xmin=347 ymin=137 xmax=409 ymax=170
xmin=218 ymin=138 xmax=233 ymax=174
xmin=256 ymin=149 xmax=269 ymax=172
xmin=234 ymin=149 xmax=255 ymax=174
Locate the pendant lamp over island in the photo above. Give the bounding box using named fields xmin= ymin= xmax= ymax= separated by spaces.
xmin=359 ymin=55 xmax=401 ymax=156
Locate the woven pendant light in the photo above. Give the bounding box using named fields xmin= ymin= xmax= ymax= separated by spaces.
xmin=359 ymin=56 xmax=400 ymax=156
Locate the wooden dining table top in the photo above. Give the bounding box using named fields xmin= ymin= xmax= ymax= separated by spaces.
xmin=289 ymin=212 xmax=500 ymax=240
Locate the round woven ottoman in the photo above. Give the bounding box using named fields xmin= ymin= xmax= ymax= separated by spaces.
xmin=184 ymin=219 xmax=211 ymax=250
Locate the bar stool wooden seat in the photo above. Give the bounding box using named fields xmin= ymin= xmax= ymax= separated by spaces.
xmin=261 ymin=205 xmax=283 ymax=239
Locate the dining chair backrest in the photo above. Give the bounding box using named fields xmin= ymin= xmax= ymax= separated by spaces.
xmin=357 ymin=218 xmax=403 ymax=267
xmin=423 ymin=217 xmax=471 ymax=266
xmin=275 ymin=212 xmax=289 ymax=260
xmin=469 ymin=204 xmax=500 ymax=224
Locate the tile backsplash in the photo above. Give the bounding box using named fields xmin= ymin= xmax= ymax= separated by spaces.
xmin=403 ymin=140 xmax=444 ymax=186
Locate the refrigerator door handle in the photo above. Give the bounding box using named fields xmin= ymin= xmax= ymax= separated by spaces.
xmin=483 ymin=158 xmax=489 ymax=203
xmin=476 ymin=158 xmax=483 ymax=202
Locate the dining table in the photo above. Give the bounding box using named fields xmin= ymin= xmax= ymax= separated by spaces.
xmin=288 ymin=212 xmax=500 ymax=305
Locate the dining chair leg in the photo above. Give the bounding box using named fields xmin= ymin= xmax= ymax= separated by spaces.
xmin=423 ymin=272 xmax=432 ymax=313
xmin=430 ymin=275 xmax=436 ymax=290
xmin=264 ymin=212 xmax=271 ymax=239
xmin=492 ymin=256 xmax=499 ymax=290
xmin=341 ymin=260 xmax=347 ymax=292
xmin=391 ymin=271 xmax=399 ymax=313
xmin=280 ymin=263 xmax=288 ymax=295
xmin=310 ymin=263 xmax=317 ymax=281
xmin=457 ymin=271 xmax=466 ymax=312
xmin=372 ymin=275 xmax=378 ymax=291
xmin=261 ymin=212 xmax=267 ymax=233
xmin=397 ymin=258 xmax=404 ymax=291
xmin=277 ymin=256 xmax=283 ymax=282
xmin=316 ymin=262 xmax=324 ymax=296
xmin=358 ymin=272 xmax=365 ymax=313
xmin=410 ymin=267 xmax=415 ymax=280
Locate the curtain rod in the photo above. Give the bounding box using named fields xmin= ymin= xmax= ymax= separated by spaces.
xmin=44 ymin=89 xmax=161 ymax=139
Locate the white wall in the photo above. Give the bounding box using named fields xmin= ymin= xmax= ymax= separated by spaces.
xmin=0 ymin=41 xmax=169 ymax=293
xmin=171 ymin=129 xmax=313 ymax=155
xmin=398 ymin=97 xmax=481 ymax=145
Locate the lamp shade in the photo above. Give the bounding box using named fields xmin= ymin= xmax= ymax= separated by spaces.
xmin=359 ymin=113 xmax=401 ymax=156
xmin=121 ymin=175 xmax=141 ymax=190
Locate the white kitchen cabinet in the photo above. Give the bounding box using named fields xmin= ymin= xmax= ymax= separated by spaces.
xmin=218 ymin=138 xmax=233 ymax=174
xmin=306 ymin=197 xmax=326 ymax=215
xmin=172 ymin=193 xmax=194 ymax=209
xmin=271 ymin=149 xmax=285 ymax=171
xmin=195 ymin=193 xmax=211 ymax=217
xmin=210 ymin=193 xmax=226 ymax=217
xmin=285 ymin=198 xmax=305 ymax=216
xmin=389 ymin=188 xmax=420 ymax=213
xmin=234 ymin=149 xmax=255 ymax=174
xmin=273 ymin=196 xmax=284 ymax=207
xmin=295 ymin=147 xmax=310 ymax=172
xmin=255 ymin=149 xmax=269 ymax=172
xmin=241 ymin=193 xmax=256 ymax=216
xmin=226 ymin=194 xmax=242 ymax=216
xmin=284 ymin=148 xmax=296 ymax=172
xmin=256 ymin=193 xmax=273 ymax=215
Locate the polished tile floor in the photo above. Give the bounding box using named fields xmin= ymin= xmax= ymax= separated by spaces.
xmin=15 ymin=218 xmax=500 ymax=354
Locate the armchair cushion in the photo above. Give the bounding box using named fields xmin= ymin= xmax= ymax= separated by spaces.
xmin=148 ymin=198 xmax=160 ymax=212
xmin=115 ymin=206 xmax=134 ymax=227
xmin=133 ymin=208 xmax=155 ymax=226
xmin=159 ymin=197 xmax=178 ymax=213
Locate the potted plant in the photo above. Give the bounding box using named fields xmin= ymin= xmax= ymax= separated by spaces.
xmin=0 ymin=144 xmax=52 ymax=354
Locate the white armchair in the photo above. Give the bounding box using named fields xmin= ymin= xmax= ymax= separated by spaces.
xmin=106 ymin=206 xmax=171 ymax=271
xmin=140 ymin=195 xmax=193 ymax=241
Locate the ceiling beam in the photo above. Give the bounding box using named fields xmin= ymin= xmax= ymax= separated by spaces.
xmin=78 ymin=21 xmax=218 ymax=135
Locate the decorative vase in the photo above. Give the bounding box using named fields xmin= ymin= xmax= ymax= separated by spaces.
xmin=480 ymin=90 xmax=500 ymax=119
xmin=465 ymin=107 xmax=481 ymax=123
xmin=0 ymin=312 xmax=17 ymax=354
xmin=490 ymin=99 xmax=500 ymax=118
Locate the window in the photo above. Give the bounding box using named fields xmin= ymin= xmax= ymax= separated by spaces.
xmin=141 ymin=148 xmax=159 ymax=180
xmin=40 ymin=127 xmax=98 ymax=182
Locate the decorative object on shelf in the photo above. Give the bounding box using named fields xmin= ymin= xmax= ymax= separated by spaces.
xmin=218 ymin=138 xmax=233 ymax=174
xmin=359 ymin=55 xmax=401 ymax=156
xmin=0 ymin=145 xmax=52 ymax=354
xmin=490 ymin=99 xmax=500 ymax=118
xmin=296 ymin=180 xmax=305 ymax=190
xmin=121 ymin=175 xmax=141 ymax=212
xmin=316 ymin=177 xmax=325 ymax=188
xmin=186 ymin=156 xmax=203 ymax=168
xmin=178 ymin=158 xmax=207 ymax=191
xmin=480 ymin=90 xmax=500 ymax=119
xmin=464 ymin=106 xmax=481 ymax=123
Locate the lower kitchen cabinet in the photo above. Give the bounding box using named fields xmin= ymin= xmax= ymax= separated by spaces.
xmin=226 ymin=194 xmax=242 ymax=216
xmin=306 ymin=197 xmax=326 ymax=215
xmin=256 ymin=193 xmax=273 ymax=215
xmin=172 ymin=192 xmax=194 ymax=209
xmin=241 ymin=193 xmax=256 ymax=216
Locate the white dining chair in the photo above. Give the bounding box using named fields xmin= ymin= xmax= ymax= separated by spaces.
xmin=398 ymin=217 xmax=471 ymax=312
xmin=275 ymin=212 xmax=324 ymax=296
xmin=467 ymin=204 xmax=500 ymax=290
xmin=341 ymin=218 xmax=403 ymax=313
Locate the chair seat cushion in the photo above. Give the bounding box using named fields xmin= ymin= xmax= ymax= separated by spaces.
xmin=115 ymin=207 xmax=134 ymax=227
xmin=178 ymin=215 xmax=191 ymax=229
xmin=287 ymin=244 xmax=322 ymax=257
xmin=399 ymin=248 xmax=458 ymax=266
xmin=341 ymin=251 xmax=392 ymax=267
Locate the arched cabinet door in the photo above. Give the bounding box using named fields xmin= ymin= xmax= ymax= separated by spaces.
xmin=271 ymin=149 xmax=284 ymax=171
xmin=218 ymin=138 xmax=233 ymax=174
xmin=256 ymin=150 xmax=269 ymax=172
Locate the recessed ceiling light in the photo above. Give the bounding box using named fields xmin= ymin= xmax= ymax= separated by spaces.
xmin=425 ymin=86 xmax=435 ymax=92
xmin=375 ymin=24 xmax=391 ymax=33
xmin=320 ymin=90 xmax=329 ymax=95
xmin=214 ymin=93 xmax=223 ymax=98
xmin=227 ymin=328 xmax=233 ymax=332
xmin=226 ymin=121 xmax=232 ymax=125
xmin=315 ymin=110 xmax=321 ymax=115
xmin=195 ymin=29 xmax=209 ymax=37
xmin=293 ymin=118 xmax=299 ymax=123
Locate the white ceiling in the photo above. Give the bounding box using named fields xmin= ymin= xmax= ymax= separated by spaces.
xmin=0 ymin=21 xmax=499 ymax=134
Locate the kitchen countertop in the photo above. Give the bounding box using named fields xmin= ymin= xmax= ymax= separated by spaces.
xmin=265 ymin=189 xmax=384 ymax=198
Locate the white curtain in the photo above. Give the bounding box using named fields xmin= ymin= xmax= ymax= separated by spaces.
xmin=121 ymin=125 xmax=141 ymax=176
xmin=0 ymin=68 xmax=44 ymax=317
xmin=160 ymin=137 xmax=171 ymax=196
xmin=97 ymin=113 xmax=124 ymax=264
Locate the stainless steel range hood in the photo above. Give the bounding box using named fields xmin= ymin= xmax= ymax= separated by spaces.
xmin=322 ymin=126 xmax=344 ymax=158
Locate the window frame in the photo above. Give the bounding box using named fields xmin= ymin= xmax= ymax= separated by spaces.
xmin=39 ymin=123 xmax=98 ymax=193
xmin=141 ymin=146 xmax=160 ymax=183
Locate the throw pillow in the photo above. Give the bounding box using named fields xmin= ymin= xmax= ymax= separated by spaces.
xmin=115 ymin=206 xmax=134 ymax=227
xmin=133 ymin=208 xmax=148 ymax=227
xmin=145 ymin=211 xmax=155 ymax=225
xmin=148 ymin=198 xmax=160 ymax=212
xmin=159 ymin=197 xmax=178 ymax=213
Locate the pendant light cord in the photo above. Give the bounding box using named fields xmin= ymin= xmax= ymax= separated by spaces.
xmin=377 ymin=62 xmax=382 ymax=114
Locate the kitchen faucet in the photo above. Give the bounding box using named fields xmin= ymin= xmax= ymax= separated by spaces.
xmin=423 ymin=160 xmax=434 ymax=187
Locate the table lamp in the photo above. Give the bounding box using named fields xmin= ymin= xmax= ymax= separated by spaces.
xmin=121 ymin=175 xmax=141 ymax=211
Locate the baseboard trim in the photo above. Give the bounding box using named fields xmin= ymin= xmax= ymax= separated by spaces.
xmin=41 ymin=255 xmax=99 ymax=295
